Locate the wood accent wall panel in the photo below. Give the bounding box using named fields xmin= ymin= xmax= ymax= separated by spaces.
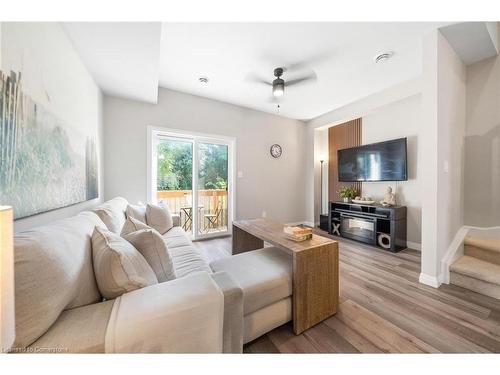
xmin=328 ymin=118 xmax=362 ymax=202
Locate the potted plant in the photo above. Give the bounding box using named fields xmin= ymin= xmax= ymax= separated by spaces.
xmin=338 ymin=186 xmax=358 ymax=203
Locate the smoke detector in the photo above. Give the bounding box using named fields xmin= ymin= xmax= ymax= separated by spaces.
xmin=374 ymin=51 xmax=394 ymax=63
xmin=198 ymin=76 xmax=209 ymax=84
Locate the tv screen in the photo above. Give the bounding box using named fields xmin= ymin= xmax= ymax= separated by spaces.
xmin=338 ymin=138 xmax=407 ymax=182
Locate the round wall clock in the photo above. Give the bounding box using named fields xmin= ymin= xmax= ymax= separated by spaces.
xmin=270 ymin=144 xmax=283 ymax=158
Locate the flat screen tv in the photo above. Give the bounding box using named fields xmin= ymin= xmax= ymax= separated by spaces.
xmin=338 ymin=138 xmax=407 ymax=182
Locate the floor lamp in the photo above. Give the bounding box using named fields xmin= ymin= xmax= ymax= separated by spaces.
xmin=320 ymin=160 xmax=324 ymax=215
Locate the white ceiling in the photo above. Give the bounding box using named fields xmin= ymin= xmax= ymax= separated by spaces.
xmin=440 ymin=22 xmax=499 ymax=65
xmin=159 ymin=23 xmax=447 ymax=120
xmin=63 ymin=22 xmax=162 ymax=103
xmin=64 ymin=22 xmax=450 ymax=119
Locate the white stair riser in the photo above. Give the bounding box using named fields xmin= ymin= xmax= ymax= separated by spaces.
xmin=465 ymin=245 xmax=500 ymax=266
xmin=450 ymin=272 xmax=500 ymax=300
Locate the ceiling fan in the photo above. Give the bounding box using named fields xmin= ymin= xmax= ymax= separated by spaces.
xmin=247 ymin=66 xmax=317 ymax=99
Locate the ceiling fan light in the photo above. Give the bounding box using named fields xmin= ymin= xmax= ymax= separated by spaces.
xmin=273 ymin=86 xmax=284 ymax=97
xmin=272 ymin=78 xmax=284 ymax=97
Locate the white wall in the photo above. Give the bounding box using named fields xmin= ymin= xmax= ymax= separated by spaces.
xmin=420 ymin=30 xmax=466 ymax=287
xmin=306 ymin=79 xmax=423 ymax=245
xmin=437 ymin=31 xmax=466 ymax=261
xmin=464 ymin=55 xmax=500 ymax=227
xmin=0 ymin=23 xmax=104 ymax=233
xmin=362 ymin=95 xmax=423 ymax=247
xmin=306 ymin=79 xmax=422 ymax=226
xmin=309 ymin=94 xmax=423 ymax=248
xmin=103 ymin=88 xmax=308 ymax=224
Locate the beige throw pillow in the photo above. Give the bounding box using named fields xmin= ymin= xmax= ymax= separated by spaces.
xmin=121 ymin=216 xmax=151 ymax=236
xmin=123 ymin=229 xmax=176 ymax=282
xmin=126 ymin=204 xmax=147 ymax=223
xmin=146 ymin=204 xmax=173 ymax=234
xmin=91 ymin=227 xmax=158 ymax=299
xmin=92 ymin=197 xmax=128 ymax=234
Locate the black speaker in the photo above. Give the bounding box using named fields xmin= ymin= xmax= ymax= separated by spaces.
xmin=319 ymin=214 xmax=329 ymax=232
xmin=378 ymin=233 xmax=391 ymax=249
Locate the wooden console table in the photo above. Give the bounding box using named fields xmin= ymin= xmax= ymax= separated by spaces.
xmin=232 ymin=219 xmax=339 ymax=335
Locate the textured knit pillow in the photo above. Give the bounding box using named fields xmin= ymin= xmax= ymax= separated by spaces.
xmin=121 ymin=216 xmax=151 ymax=236
xmin=123 ymin=229 xmax=176 ymax=282
xmin=126 ymin=204 xmax=147 ymax=223
xmin=91 ymin=227 xmax=158 ymax=299
xmin=146 ymin=204 xmax=173 ymax=234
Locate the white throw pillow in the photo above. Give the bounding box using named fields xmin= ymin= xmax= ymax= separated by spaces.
xmin=123 ymin=229 xmax=176 ymax=282
xmin=91 ymin=226 xmax=158 ymax=299
xmin=126 ymin=204 xmax=147 ymax=223
xmin=146 ymin=204 xmax=174 ymax=234
xmin=121 ymin=216 xmax=151 ymax=236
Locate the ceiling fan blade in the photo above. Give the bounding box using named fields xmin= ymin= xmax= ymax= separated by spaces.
xmin=283 ymin=51 xmax=335 ymax=71
xmin=286 ymin=72 xmax=317 ymax=87
xmin=245 ymin=73 xmax=272 ymax=86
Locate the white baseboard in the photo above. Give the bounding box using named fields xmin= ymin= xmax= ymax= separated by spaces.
xmin=419 ymin=273 xmax=441 ymax=288
xmin=440 ymin=226 xmax=470 ymax=284
xmin=407 ymin=241 xmax=421 ymax=251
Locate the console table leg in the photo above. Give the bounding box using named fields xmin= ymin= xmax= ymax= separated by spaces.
xmin=232 ymin=224 xmax=264 ymax=255
xmin=292 ymin=242 xmax=339 ymax=334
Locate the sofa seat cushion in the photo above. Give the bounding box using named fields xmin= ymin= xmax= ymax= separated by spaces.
xmin=160 ymin=226 xmax=212 ymax=277
xmin=163 ymin=227 xmax=193 ymax=248
xmin=169 ymin=245 xmax=212 ymax=278
xmin=209 ymin=247 xmax=292 ymax=315
xmin=27 ymin=300 xmax=115 ymax=353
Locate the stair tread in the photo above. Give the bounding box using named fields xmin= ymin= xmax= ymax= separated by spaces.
xmin=450 ymin=256 xmax=500 ymax=285
xmin=464 ymin=236 xmax=500 ymax=253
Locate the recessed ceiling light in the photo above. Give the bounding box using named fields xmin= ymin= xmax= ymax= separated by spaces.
xmin=374 ymin=51 xmax=394 ymax=63
xmin=198 ymin=76 xmax=209 ymax=84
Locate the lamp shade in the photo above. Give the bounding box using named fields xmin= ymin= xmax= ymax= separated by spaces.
xmin=0 ymin=206 xmax=15 ymax=352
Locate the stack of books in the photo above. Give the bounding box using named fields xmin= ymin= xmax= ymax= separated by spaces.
xmin=283 ymin=226 xmax=313 ymax=242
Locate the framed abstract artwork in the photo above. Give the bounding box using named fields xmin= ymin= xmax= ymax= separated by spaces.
xmin=0 ymin=23 xmax=99 ymax=219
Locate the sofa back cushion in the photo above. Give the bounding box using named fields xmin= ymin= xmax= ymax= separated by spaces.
xmin=92 ymin=227 xmax=158 ymax=299
xmin=13 ymin=211 xmax=106 ymax=348
xmin=92 ymin=197 xmax=128 ymax=234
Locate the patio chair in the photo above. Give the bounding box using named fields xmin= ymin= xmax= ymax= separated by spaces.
xmin=203 ymin=199 xmax=224 ymax=233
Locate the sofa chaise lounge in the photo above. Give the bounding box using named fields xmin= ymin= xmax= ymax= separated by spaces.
xmin=12 ymin=197 xmax=292 ymax=353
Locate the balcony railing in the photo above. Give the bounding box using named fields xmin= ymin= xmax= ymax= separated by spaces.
xmin=157 ymin=189 xmax=228 ymax=233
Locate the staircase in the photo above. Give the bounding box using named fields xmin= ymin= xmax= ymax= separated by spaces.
xmin=450 ymin=236 xmax=500 ymax=299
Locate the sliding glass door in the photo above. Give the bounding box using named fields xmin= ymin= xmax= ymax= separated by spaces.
xmin=197 ymin=142 xmax=229 ymax=237
xmin=149 ymin=128 xmax=234 ymax=239
xmin=155 ymin=137 xmax=194 ymax=235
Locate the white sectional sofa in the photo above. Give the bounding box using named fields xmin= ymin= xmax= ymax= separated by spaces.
xmin=13 ymin=197 xmax=292 ymax=353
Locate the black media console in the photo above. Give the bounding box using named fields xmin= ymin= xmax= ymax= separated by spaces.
xmin=328 ymin=201 xmax=407 ymax=252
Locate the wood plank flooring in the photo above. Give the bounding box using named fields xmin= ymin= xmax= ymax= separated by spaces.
xmin=193 ymin=230 xmax=500 ymax=353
